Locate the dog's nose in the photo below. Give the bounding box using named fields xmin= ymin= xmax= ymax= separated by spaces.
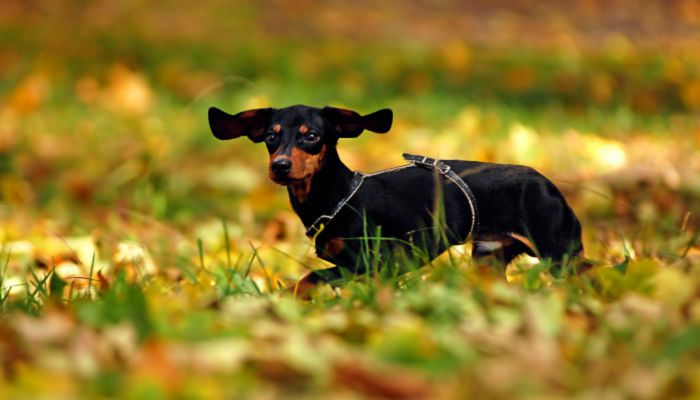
xmin=271 ymin=158 xmax=292 ymax=176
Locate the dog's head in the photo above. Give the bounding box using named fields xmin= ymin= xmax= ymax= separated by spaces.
xmin=208 ymin=105 xmax=392 ymax=185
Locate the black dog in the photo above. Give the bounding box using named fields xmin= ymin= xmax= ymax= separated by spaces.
xmin=208 ymin=105 xmax=583 ymax=293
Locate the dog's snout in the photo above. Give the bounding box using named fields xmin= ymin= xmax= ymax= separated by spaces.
xmin=271 ymin=157 xmax=292 ymax=176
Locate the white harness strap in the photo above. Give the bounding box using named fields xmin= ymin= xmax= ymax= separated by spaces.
xmin=305 ymin=172 xmax=365 ymax=238
xmin=402 ymin=153 xmax=479 ymax=238
xmin=305 ymin=154 xmax=480 ymax=239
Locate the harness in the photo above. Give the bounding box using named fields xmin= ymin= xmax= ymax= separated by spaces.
xmin=305 ymin=153 xmax=479 ymax=239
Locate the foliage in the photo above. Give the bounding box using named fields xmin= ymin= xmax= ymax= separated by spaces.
xmin=1 ymin=0 xmax=700 ymax=398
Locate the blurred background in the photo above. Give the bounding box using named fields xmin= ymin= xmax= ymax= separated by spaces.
xmin=2 ymin=0 xmax=700 ymax=259
xmin=4 ymin=3 xmax=700 ymax=397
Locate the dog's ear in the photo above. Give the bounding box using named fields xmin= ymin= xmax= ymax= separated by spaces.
xmin=208 ymin=107 xmax=274 ymax=142
xmin=323 ymin=107 xmax=393 ymax=138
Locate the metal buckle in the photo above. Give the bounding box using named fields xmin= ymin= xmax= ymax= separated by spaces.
xmin=306 ymin=225 xmax=318 ymax=237
xmin=440 ymin=164 xmax=451 ymax=175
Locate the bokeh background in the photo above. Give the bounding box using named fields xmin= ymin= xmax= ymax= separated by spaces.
xmin=2 ymin=1 xmax=700 ymax=398
xmin=3 ymin=0 xmax=700 ymax=228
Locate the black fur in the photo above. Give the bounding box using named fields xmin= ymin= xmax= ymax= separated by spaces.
xmin=209 ymin=105 xmax=583 ymax=286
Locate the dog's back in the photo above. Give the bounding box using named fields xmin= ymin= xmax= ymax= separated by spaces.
xmin=447 ymin=160 xmax=583 ymax=259
xmin=316 ymin=158 xmax=582 ymax=267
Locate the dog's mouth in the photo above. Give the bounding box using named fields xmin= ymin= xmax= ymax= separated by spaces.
xmin=270 ymin=174 xmax=308 ymax=186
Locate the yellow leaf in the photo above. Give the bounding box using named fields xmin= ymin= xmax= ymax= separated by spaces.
xmin=653 ymin=267 xmax=694 ymax=308
xmin=104 ymin=64 xmax=154 ymax=115
xmin=7 ymin=74 xmax=49 ymax=113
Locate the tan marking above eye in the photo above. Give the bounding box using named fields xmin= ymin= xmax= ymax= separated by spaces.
xmin=299 ymin=125 xmax=309 ymax=134
xmin=272 ymin=124 xmax=281 ymax=133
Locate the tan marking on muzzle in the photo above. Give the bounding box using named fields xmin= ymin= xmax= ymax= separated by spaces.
xmin=287 ymin=145 xmax=327 ymax=202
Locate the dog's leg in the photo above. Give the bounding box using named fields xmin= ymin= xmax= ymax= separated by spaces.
xmin=519 ymin=178 xmax=584 ymax=265
xmin=472 ymin=233 xmax=537 ymax=267
xmin=292 ymin=266 xmax=345 ymax=299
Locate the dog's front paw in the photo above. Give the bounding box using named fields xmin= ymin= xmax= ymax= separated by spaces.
xmin=288 ymin=272 xmax=319 ymax=300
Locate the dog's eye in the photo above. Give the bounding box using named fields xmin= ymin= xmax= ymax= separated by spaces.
xmin=264 ymin=132 xmax=277 ymax=143
xmin=305 ymin=132 xmax=320 ymax=142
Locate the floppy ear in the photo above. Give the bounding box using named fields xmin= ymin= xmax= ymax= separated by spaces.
xmin=208 ymin=107 xmax=274 ymax=142
xmin=323 ymin=107 xmax=393 ymax=138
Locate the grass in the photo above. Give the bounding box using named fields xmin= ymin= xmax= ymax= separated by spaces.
xmin=2 ymin=199 xmax=697 ymax=398
xmin=2 ymin=86 xmax=699 ymax=397
xmin=2 ymin=1 xmax=700 ymax=397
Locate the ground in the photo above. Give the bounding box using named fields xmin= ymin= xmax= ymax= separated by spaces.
xmin=1 ymin=1 xmax=700 ymax=398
